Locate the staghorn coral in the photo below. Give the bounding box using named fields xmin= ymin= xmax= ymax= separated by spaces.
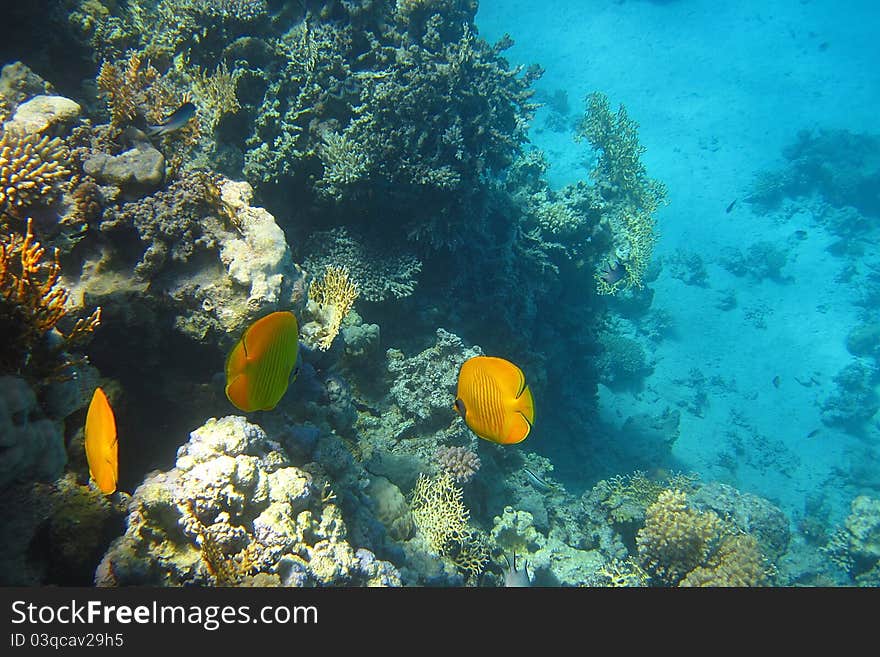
xmin=0 ymin=218 xmax=101 ymax=378
xmin=410 ymin=471 xmax=488 ymax=581
xmin=301 ymin=264 xmax=360 ymax=352
xmin=0 ymin=127 xmax=71 ymax=217
xmin=434 ymin=445 xmax=481 ymax=485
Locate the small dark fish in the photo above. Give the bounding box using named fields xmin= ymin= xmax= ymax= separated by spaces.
xmin=501 ymin=551 xmax=531 ymax=587
xmin=818 ymin=42 xmax=829 ymax=51
xmin=146 ymin=101 xmax=196 ymax=138
xmin=772 ymin=375 xmax=780 ymax=388
xmin=523 ymin=467 xmax=557 ymax=493
xmin=806 ymin=429 xmax=820 ymax=439
xmin=794 ymin=230 xmax=808 ymax=240
xmin=599 ymin=260 xmax=626 ymax=285
xmin=726 ymin=199 xmax=737 ymax=213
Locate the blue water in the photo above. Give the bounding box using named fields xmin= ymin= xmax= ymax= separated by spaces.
xmin=477 ymin=0 xmax=880 ymax=526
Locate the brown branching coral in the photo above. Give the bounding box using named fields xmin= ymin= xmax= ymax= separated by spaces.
xmin=0 ymin=218 xmax=101 ymax=376
xmin=578 ymin=92 xmax=667 ymax=294
xmin=97 ymin=51 xmax=160 ymax=128
xmin=636 ymin=489 xmax=770 ymax=587
xmin=302 ymin=264 xmax=359 ymax=351
xmin=0 ymin=128 xmax=71 ymax=217
xmin=192 ymin=61 xmax=240 ymax=131
xmin=636 ymin=488 xmax=719 ymax=585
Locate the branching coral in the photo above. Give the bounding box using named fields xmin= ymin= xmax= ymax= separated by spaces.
xmin=410 ymin=471 xmax=488 ymax=581
xmin=97 ymin=51 xmax=160 ymax=128
xmin=636 ymin=489 xmax=770 ymax=587
xmin=301 ymin=265 xmax=359 ymax=351
xmin=578 ymin=92 xmax=667 ymax=294
xmin=192 ymin=61 xmax=240 ymax=132
xmin=0 ymin=218 xmax=101 ymax=377
xmin=0 ymin=128 xmax=71 ymax=217
xmin=636 ymin=489 xmax=720 ymax=585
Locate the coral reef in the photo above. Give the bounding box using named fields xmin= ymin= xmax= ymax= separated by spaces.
xmin=0 ymin=375 xmax=66 ymax=488
xmin=820 ymin=361 xmax=879 ymax=432
xmin=301 ymin=265 xmax=359 ymax=351
xmin=0 ymin=125 xmax=71 ymax=216
xmin=748 ymin=128 xmax=880 ymax=220
xmin=635 ymin=489 xmax=771 ymax=586
xmin=435 ymin=445 xmax=481 ymax=485
xmin=822 ymin=496 xmax=880 ymax=585
xmin=386 ymin=328 xmax=483 ymax=433
xmin=97 ymin=415 xmax=401 ymax=586
xmin=302 ymin=227 xmax=422 ymax=303
xmin=0 ymin=217 xmax=101 ymax=379
xmin=577 ymin=92 xmax=667 ymax=294
xmin=409 ymin=471 xmax=488 ymax=582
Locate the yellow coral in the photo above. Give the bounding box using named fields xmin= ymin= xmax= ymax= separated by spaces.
xmin=97 ymin=51 xmax=160 ymax=127
xmin=579 ymin=92 xmax=667 ymax=295
xmin=303 ymin=265 xmax=359 ymax=351
xmin=410 ymin=472 xmax=488 ymax=581
xmin=192 ymin=61 xmax=240 ymax=131
xmin=0 ymin=128 xmax=71 ymax=216
xmin=0 ymin=218 xmax=101 ymax=375
xmin=679 ymin=532 xmax=767 ymax=587
xmin=636 ymin=488 xmax=771 ymax=587
xmin=636 ymin=489 xmax=720 ymax=585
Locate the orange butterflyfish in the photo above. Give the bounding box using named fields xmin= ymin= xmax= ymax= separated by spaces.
xmin=84 ymin=386 xmax=118 ymax=494
xmin=453 ymin=355 xmax=535 ymax=445
xmin=225 ymin=311 xmax=300 ymax=412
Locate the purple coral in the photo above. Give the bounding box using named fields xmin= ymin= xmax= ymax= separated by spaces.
xmin=435 ymin=445 xmax=481 ymax=484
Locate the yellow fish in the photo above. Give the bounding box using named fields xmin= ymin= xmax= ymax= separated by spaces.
xmin=453 ymin=355 xmax=535 ymax=445
xmin=85 ymin=387 xmax=118 ymax=494
xmin=225 ymin=311 xmax=300 ymax=412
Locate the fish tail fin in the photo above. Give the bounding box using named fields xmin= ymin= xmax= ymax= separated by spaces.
xmin=145 ymin=124 xmax=167 ymax=138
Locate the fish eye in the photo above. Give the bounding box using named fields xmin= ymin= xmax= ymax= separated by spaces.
xmin=453 ymin=398 xmax=466 ymax=418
